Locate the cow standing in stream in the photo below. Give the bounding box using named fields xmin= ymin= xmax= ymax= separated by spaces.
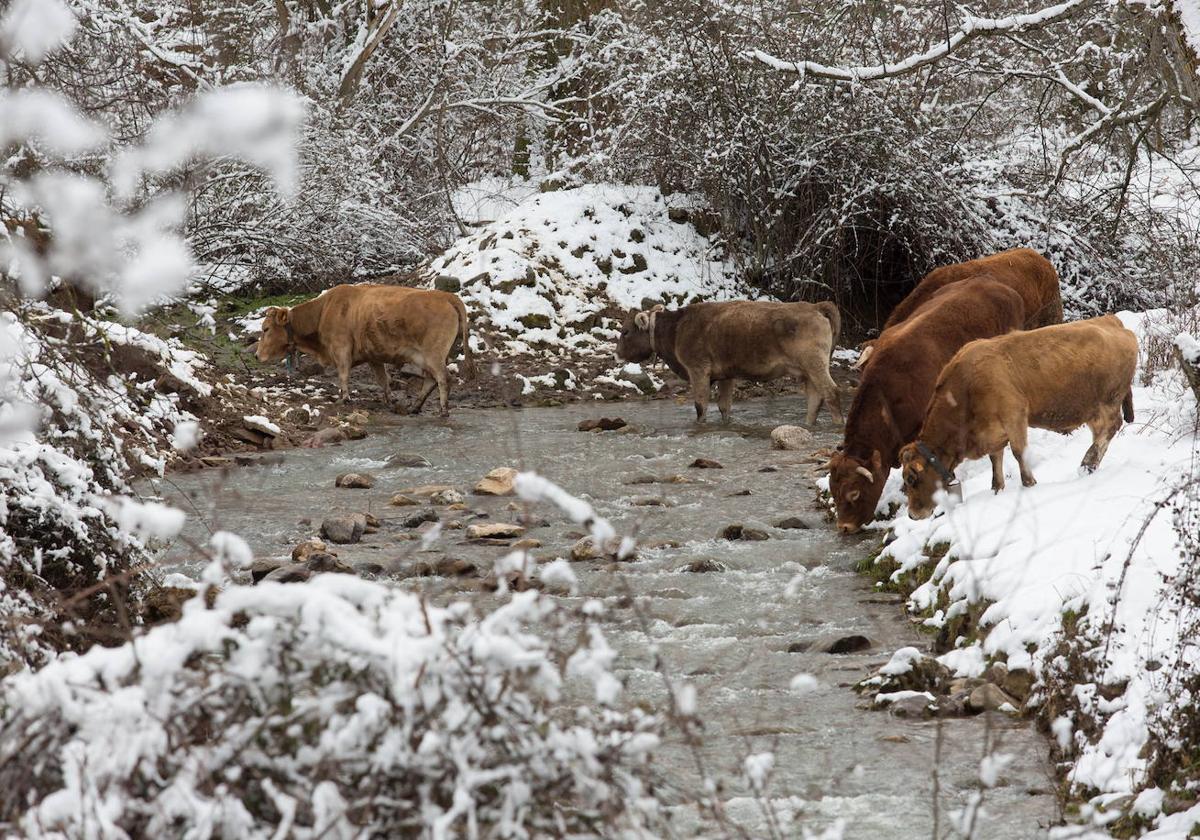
xmin=255 ymin=284 xmax=476 ymax=416
xmin=898 ymin=315 xmax=1138 ymax=519
xmin=615 ymin=300 xmax=843 ymax=425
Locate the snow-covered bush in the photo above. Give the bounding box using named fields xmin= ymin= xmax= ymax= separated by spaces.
xmin=0 ymin=577 xmax=667 ymax=838
xmin=0 ymin=303 xmax=209 ymax=666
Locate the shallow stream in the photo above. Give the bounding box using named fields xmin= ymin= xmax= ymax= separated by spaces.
xmin=147 ymin=395 xmax=1058 ymax=838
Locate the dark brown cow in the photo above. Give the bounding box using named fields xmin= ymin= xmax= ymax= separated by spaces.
xmin=256 ymin=284 xmax=475 ymax=416
xmin=855 ymin=248 xmax=1063 ymax=368
xmin=615 ymin=300 xmax=843 ymax=424
xmin=898 ymin=315 xmax=1138 ymax=518
xmin=827 ymin=278 xmax=1026 ymax=534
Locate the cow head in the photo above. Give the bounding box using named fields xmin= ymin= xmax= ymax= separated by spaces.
xmin=828 ymin=449 xmax=885 ymax=534
xmin=899 ymin=442 xmax=943 ymax=520
xmin=616 ymin=304 xmax=664 ymax=362
xmin=256 ymin=306 xmax=293 ymax=363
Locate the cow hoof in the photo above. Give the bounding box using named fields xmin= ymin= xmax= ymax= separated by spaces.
xmin=1021 ymin=477 xmax=1037 ymax=488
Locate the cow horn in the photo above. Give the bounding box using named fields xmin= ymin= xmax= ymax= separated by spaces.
xmin=634 ymin=312 xmax=649 ymax=330
xmin=855 ymin=466 xmax=873 ymax=481
xmin=651 ymin=304 xmax=664 ymax=313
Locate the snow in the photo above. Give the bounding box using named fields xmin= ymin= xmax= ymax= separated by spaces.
xmin=860 ymin=308 xmax=1200 ymax=821
xmin=0 ymin=89 xmax=105 ymax=157
xmin=0 ymin=0 xmax=76 ymax=64
xmin=427 ymin=184 xmax=756 ymax=356
xmin=242 ymin=414 xmax=281 ymax=436
xmin=1177 ymin=332 xmax=1200 ymax=365
xmin=112 ymin=84 xmax=307 ymax=200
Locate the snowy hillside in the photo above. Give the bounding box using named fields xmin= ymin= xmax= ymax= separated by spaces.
xmin=426 ymin=184 xmax=757 ymax=356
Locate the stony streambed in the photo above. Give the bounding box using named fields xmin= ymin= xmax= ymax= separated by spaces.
xmin=147 ymin=395 xmax=1059 ymax=838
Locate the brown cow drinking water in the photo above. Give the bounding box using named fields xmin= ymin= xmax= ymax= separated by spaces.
xmin=256 ymin=284 xmax=476 ymax=416
xmin=827 ymin=277 xmax=1030 ymax=534
xmin=898 ymin=315 xmax=1138 ymax=519
xmin=615 ymin=300 xmax=843 ymax=425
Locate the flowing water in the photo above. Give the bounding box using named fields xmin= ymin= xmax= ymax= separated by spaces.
xmin=147 ymin=395 xmax=1058 ymax=838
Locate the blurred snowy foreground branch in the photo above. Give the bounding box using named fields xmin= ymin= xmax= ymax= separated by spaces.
xmin=0 ymin=471 xmax=674 ymax=837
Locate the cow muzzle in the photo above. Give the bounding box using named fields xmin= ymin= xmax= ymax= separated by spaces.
xmin=837 ymin=521 xmax=861 ymax=535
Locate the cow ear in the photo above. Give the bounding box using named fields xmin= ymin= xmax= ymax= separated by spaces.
xmin=272 ymin=307 xmax=291 ymax=325
xmin=898 ymin=444 xmax=914 ymax=465
xmin=847 ymin=489 xmax=861 ymax=502
xmin=634 ymin=312 xmax=650 ymax=330
xmin=650 ymin=304 xmax=664 ymax=313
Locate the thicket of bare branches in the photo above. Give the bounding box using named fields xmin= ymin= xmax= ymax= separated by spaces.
xmin=5 ymin=0 xmax=1198 ymax=315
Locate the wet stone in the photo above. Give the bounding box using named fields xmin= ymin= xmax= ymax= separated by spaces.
xmin=578 ymin=417 xmax=627 ymax=432
xmin=250 ymin=558 xmax=284 ymax=584
xmin=814 ymin=635 xmax=872 ymax=654
xmin=720 ymin=524 xmax=769 ymax=541
xmin=681 ymin=558 xmax=726 ymax=573
xmin=302 ymin=427 xmax=347 ymax=448
xmin=774 ymin=516 xmax=811 ymax=530
xmin=354 ymin=561 xmax=386 ymax=578
xmin=389 ymin=494 xmax=419 ymax=507
xmin=474 ymin=467 xmax=518 ymax=496
xmin=261 ymin=563 xmax=312 ymax=584
xmin=689 ymin=458 xmax=723 ymax=469
xmin=291 ymin=539 xmax=329 ymax=563
xmin=631 ymin=496 xmax=669 ymax=507
xmin=431 ymin=488 xmax=465 ymax=506
xmin=466 ymin=522 xmax=526 ymax=540
xmin=335 ymin=472 xmax=375 ymax=489
xmin=386 ymin=452 xmax=432 ymax=468
xmin=403 ymin=509 xmax=439 ymax=528
xmin=967 ymin=683 xmax=1019 ymax=714
xmin=321 ymin=514 xmax=364 ymax=544
xmin=306 ymin=552 xmax=353 ymax=574
xmin=771 ymin=424 xmax=814 ymax=451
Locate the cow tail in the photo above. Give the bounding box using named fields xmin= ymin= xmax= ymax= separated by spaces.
xmin=1122 ymin=389 xmax=1135 ymax=423
xmin=815 ymin=301 xmax=841 ymax=354
xmin=457 ymin=297 xmax=477 ymax=380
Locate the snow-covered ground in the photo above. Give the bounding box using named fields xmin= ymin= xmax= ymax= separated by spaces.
xmin=855 ymin=309 xmax=1200 ymax=833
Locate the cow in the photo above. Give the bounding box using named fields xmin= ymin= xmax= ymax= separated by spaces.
xmin=615 ymin=300 xmax=843 ymax=425
xmin=827 ymin=278 xmax=1027 ymax=534
xmin=255 ymin=284 xmax=476 ymax=416
xmin=897 ymin=315 xmax=1138 ymax=519
xmin=855 ymin=248 xmax=1063 ymax=369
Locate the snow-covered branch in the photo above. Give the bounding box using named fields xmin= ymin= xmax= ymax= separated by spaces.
xmin=751 ymin=0 xmax=1090 ymax=81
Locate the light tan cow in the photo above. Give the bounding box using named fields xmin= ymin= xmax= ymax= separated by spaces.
xmin=898 ymin=315 xmax=1137 ymax=518
xmin=256 ymin=284 xmax=475 ymax=416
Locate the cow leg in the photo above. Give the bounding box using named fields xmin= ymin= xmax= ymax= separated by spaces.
xmin=433 ymin=364 xmax=451 ymax=417
xmin=716 ymin=380 xmax=735 ymax=421
xmin=370 ymin=363 xmax=391 ymax=405
xmin=691 ymin=369 xmax=711 ymax=422
xmin=1082 ymin=405 xmax=1123 ymax=473
xmin=335 ymin=357 xmax=352 ymax=404
xmin=803 ymin=362 xmax=843 ymax=425
xmin=410 ymin=376 xmax=437 ymax=414
xmin=989 ymin=451 xmax=1006 ymax=493
xmin=804 ymin=379 xmax=823 ymax=426
xmin=1008 ymin=423 xmax=1036 ymax=487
